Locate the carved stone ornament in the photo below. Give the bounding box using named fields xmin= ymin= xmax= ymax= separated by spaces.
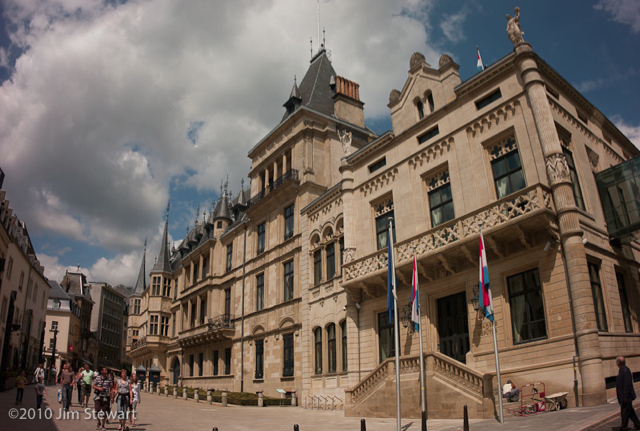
xmin=506 ymin=7 xmax=525 ymax=46
xmin=410 ymin=52 xmax=426 ymax=69
xmin=343 ymin=248 xmax=356 ymax=264
xmin=337 ymin=127 xmax=352 ymax=157
xmin=438 ymin=54 xmax=453 ymax=68
xmin=389 ymin=89 xmax=401 ymax=104
xmin=545 ymin=153 xmax=571 ymax=185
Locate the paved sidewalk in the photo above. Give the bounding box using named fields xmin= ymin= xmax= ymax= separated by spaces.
xmin=0 ymin=384 xmax=637 ymax=431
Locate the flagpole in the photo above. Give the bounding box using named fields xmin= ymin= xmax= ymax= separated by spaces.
xmin=414 ymin=249 xmax=427 ymax=431
xmin=389 ymin=217 xmax=402 ymax=431
xmin=480 ymin=222 xmax=504 ymax=424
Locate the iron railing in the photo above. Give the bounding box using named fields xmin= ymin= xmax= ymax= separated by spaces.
xmin=247 ymin=169 xmax=299 ymax=208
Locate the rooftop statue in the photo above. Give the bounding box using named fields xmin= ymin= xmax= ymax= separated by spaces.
xmin=506 ymin=7 xmax=525 ymax=45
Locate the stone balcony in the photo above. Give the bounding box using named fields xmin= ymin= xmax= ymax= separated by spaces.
xmin=129 ymin=334 xmax=171 ymax=357
xmin=246 ymin=169 xmax=299 ymax=209
xmin=178 ymin=314 xmax=235 ymax=348
xmin=341 ymin=184 xmax=556 ymax=298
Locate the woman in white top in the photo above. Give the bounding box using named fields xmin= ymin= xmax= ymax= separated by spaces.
xmin=129 ymin=374 xmax=141 ymax=427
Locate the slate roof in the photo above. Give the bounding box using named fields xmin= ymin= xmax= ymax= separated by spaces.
xmin=152 ymin=217 xmax=172 ymax=273
xmin=132 ymin=247 xmax=146 ymax=295
xmin=48 ymin=280 xmax=69 ymax=300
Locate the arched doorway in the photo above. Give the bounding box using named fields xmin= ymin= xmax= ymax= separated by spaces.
xmin=172 ymin=358 xmax=180 ymax=385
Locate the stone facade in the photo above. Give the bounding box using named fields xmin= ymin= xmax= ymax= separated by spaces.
xmin=126 ymin=39 xmax=640 ymax=419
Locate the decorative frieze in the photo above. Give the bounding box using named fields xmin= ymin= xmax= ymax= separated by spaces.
xmin=489 ymin=135 xmax=518 ymax=161
xmin=466 ymin=100 xmax=520 ymax=139
xmin=426 ymin=169 xmax=450 ymax=192
xmin=373 ymin=198 xmax=394 ymax=218
xmin=408 ymin=137 xmax=453 ymax=170
xmin=360 ymin=168 xmax=399 ymax=197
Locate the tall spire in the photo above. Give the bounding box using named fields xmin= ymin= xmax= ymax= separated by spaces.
xmin=152 ymin=201 xmax=172 ymax=273
xmin=133 ymin=238 xmax=147 ymax=294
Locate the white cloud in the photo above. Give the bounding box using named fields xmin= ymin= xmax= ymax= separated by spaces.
xmin=1 ymin=0 xmax=443 ymax=285
xmin=613 ymin=118 xmax=640 ymax=149
xmin=440 ymin=9 xmax=469 ymax=43
xmin=595 ymin=0 xmax=640 ymax=33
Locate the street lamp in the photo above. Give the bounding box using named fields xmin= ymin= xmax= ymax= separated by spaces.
xmin=401 ymin=302 xmax=414 ymax=333
xmin=470 ymin=285 xmax=480 ymax=313
xmin=49 ymin=325 xmax=59 ymax=384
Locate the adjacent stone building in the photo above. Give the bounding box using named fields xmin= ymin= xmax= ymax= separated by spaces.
xmin=0 ymin=177 xmax=49 ymax=376
xmin=89 ymin=281 xmax=129 ymax=371
xmin=127 ymin=26 xmax=640 ymax=419
xmin=43 ymin=281 xmax=81 ymax=375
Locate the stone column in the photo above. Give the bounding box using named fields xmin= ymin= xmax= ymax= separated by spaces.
xmin=291 ymin=390 xmax=297 ymax=407
xmin=274 ymin=160 xmax=278 ymax=181
xmin=196 ymin=296 xmax=202 ymax=326
xmin=515 ymin=42 xmax=606 ymax=406
xmin=283 ymin=153 xmax=288 ymax=173
xmin=339 ymin=161 xmax=356 ymax=265
xmin=265 ymin=168 xmax=270 ymax=191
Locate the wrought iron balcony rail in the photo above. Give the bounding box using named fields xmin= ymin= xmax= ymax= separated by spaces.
xmin=247 ymin=169 xmax=299 ymax=208
xmin=130 ymin=336 xmax=146 ymax=351
xmin=207 ymin=314 xmax=235 ymax=330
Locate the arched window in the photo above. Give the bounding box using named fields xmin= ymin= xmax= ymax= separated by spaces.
xmin=417 ymin=101 xmax=425 ymax=119
xmin=327 ymin=323 xmax=336 ymax=373
xmin=314 ymin=327 xmax=323 ymax=374
xmin=426 ymin=92 xmax=435 ymax=113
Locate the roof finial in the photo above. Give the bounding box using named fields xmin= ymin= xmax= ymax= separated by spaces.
xmin=166 ymin=200 xmax=170 ymax=221
xmin=225 ymin=174 xmax=229 ymax=195
xmin=220 ymin=179 xmax=223 ymax=197
xmin=144 ymin=237 xmax=147 ymax=252
xmin=317 ymin=0 xmax=320 ymax=52
xmin=310 ymin=37 xmax=313 ymax=59
xmin=323 ymin=27 xmax=326 ymax=49
xmin=241 ymin=177 xmax=244 ymax=189
xmin=195 ymin=205 xmax=200 ymax=224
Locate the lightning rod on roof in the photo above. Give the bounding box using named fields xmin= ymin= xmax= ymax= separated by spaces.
xmin=317 ymin=0 xmax=320 ymax=52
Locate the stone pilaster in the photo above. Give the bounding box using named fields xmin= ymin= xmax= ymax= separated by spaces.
xmin=339 ymin=159 xmax=356 ymax=264
xmin=515 ymin=42 xmax=606 ymax=406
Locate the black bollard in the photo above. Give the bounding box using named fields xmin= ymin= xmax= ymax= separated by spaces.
xmin=360 ymin=418 xmax=366 ymax=431
xmin=293 ymin=425 xmax=299 ymax=431
xmin=212 ymin=428 xmax=218 ymax=431
xmin=463 ymin=405 xmax=469 ymax=431
xmin=422 ymin=410 xmax=427 ymax=431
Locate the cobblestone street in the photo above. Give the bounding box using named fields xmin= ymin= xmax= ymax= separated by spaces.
xmin=0 ymin=385 xmax=638 ymax=431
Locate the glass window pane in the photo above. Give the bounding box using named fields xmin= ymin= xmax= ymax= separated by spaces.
xmin=442 ymin=185 xmax=452 ymax=202
xmin=430 ymin=191 xmax=441 ymax=206
xmin=444 ymin=202 xmax=455 ymax=222
xmin=493 ymin=158 xmax=507 ymax=177
xmin=508 ymin=152 xmax=522 ymax=169
xmin=509 ymin=170 xmax=526 ymax=193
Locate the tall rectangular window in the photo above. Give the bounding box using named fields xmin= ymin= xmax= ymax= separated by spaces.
xmin=133 ymin=299 xmax=141 ymax=315
xmin=507 ymin=268 xmax=547 ymax=344
xmin=255 ymin=339 xmax=264 ymax=379
xmin=163 ymin=278 xmax=170 ymax=297
xmin=256 ymin=274 xmax=264 ymax=311
xmin=341 ymin=320 xmax=348 ymax=372
xmin=313 ymin=250 xmax=322 ymax=285
xmin=193 ymin=263 xmax=199 ymax=284
xmin=284 ymin=260 xmax=294 ymax=302
xmin=149 ymin=315 xmax=159 ymax=335
xmin=226 ymin=244 xmax=233 ymax=272
xmin=339 ymin=237 xmax=345 ymax=274
xmin=224 ymin=289 xmax=231 ymax=316
xmin=200 ymin=296 xmax=206 ymax=325
xmin=429 ymin=183 xmax=454 ymax=227
xmin=314 ymin=327 xmax=322 ymax=374
xmin=284 ymin=204 xmax=295 ymax=240
xmin=616 ymin=271 xmax=633 ymax=333
xmin=202 ymin=255 xmax=209 ymax=279
xmin=174 ymin=279 xmax=178 ymax=300
xmin=492 ymin=148 xmax=525 ymax=199
xmin=257 ymin=223 xmax=266 ymax=255
xmin=190 ymin=302 xmax=196 ymax=327
xmin=327 ymin=323 xmax=336 ymax=373
xmin=152 ymin=277 xmax=160 ymax=296
xmin=326 ymin=242 xmax=335 ymax=280
xmin=283 ymin=333 xmax=294 ymax=377
xmin=213 ymin=350 xmax=219 ymax=376
xmin=224 ymin=348 xmax=231 ymax=375
xmin=161 ymin=316 xmax=169 ymax=336
xmin=172 ymin=313 xmax=176 ymax=337
xmin=562 ymin=146 xmax=585 ymax=210
xmin=378 ymin=312 xmax=395 ymax=363
xmin=588 ymin=263 xmax=608 ymax=332
xmin=6 ymin=257 xmax=13 ymax=280
xmin=376 ymin=211 xmax=395 ymax=250
xmin=189 ymin=355 xmax=194 ymax=377
xmin=18 ymin=272 xmax=24 ymax=291
xmin=198 ymin=353 xmax=204 ymax=377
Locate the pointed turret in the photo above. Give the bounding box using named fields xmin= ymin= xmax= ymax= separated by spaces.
xmin=133 ymin=238 xmax=147 ymax=294
xmin=152 ymin=202 xmax=172 ymax=273
xmin=213 ymin=178 xmax=233 ymax=222
xmin=283 ymin=76 xmax=302 ymax=116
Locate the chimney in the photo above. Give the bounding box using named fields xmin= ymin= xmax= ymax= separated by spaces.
xmin=333 ymin=76 xmax=365 ymax=128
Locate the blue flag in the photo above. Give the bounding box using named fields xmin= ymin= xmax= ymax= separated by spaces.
xmin=387 ymin=229 xmax=397 ymax=324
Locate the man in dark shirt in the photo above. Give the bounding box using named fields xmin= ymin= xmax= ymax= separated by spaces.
xmin=59 ymin=364 xmax=76 ymax=411
xmin=93 ymin=367 xmax=113 ymax=430
xmin=617 ymin=356 xmax=640 ymax=430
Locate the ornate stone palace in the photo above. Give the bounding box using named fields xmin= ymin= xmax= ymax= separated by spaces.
xmin=126 ymin=24 xmax=640 ymax=418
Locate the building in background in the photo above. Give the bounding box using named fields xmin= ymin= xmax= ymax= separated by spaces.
xmin=0 ymin=174 xmax=50 ymax=381
xmin=43 ymin=281 xmax=81 ymax=376
xmin=89 ymin=281 xmax=129 ymax=371
xmin=126 ymin=21 xmax=640 ymax=419
xmin=59 ymin=271 xmax=96 ymax=369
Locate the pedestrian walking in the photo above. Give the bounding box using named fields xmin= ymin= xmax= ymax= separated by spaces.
xmin=59 ymin=364 xmax=76 ymax=411
xmin=115 ymin=369 xmax=131 ymax=431
xmin=15 ymin=370 xmax=28 ymax=405
xmin=617 ymin=356 xmax=640 ymax=430
xmin=93 ymin=367 xmax=113 ymax=431
xmin=129 ymin=374 xmax=141 ymax=427
xmin=75 ymin=368 xmax=83 ymax=405
xmin=35 ymin=376 xmax=48 ymax=409
xmin=81 ymin=363 xmax=95 ymax=408
xmin=33 ymin=363 xmax=45 ymax=384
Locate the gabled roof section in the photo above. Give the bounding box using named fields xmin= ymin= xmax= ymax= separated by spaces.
xmin=282 ymin=49 xmax=336 ymax=121
xmin=133 ymin=242 xmax=146 ymax=295
xmin=152 ymin=206 xmax=172 ymax=274
xmin=48 ymin=280 xmax=69 ymax=300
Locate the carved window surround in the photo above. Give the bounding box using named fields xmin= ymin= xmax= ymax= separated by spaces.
xmin=488 ymin=134 xmax=518 ymax=161
xmin=425 ymin=167 xmax=450 ymax=192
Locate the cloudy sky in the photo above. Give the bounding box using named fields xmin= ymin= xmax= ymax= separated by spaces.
xmin=0 ymin=0 xmax=639 ymax=287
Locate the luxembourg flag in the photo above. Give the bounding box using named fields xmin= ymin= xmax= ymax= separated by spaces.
xmin=411 ymin=253 xmax=420 ymax=331
xmin=476 ymin=46 xmax=484 ymax=72
xmin=479 ymin=231 xmax=494 ymax=322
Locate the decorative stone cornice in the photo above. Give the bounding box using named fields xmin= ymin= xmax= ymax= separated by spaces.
xmin=347 ymin=131 xmax=395 ymax=166
xmin=408 ymin=137 xmax=453 ymax=170
xmin=466 ymin=100 xmax=521 ymax=139
xmin=548 ymin=96 xmax=624 ymax=165
xmin=359 ymin=168 xmax=399 ymax=197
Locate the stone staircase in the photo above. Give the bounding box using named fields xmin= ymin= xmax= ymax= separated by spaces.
xmin=344 ymin=351 xmax=497 ymax=419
